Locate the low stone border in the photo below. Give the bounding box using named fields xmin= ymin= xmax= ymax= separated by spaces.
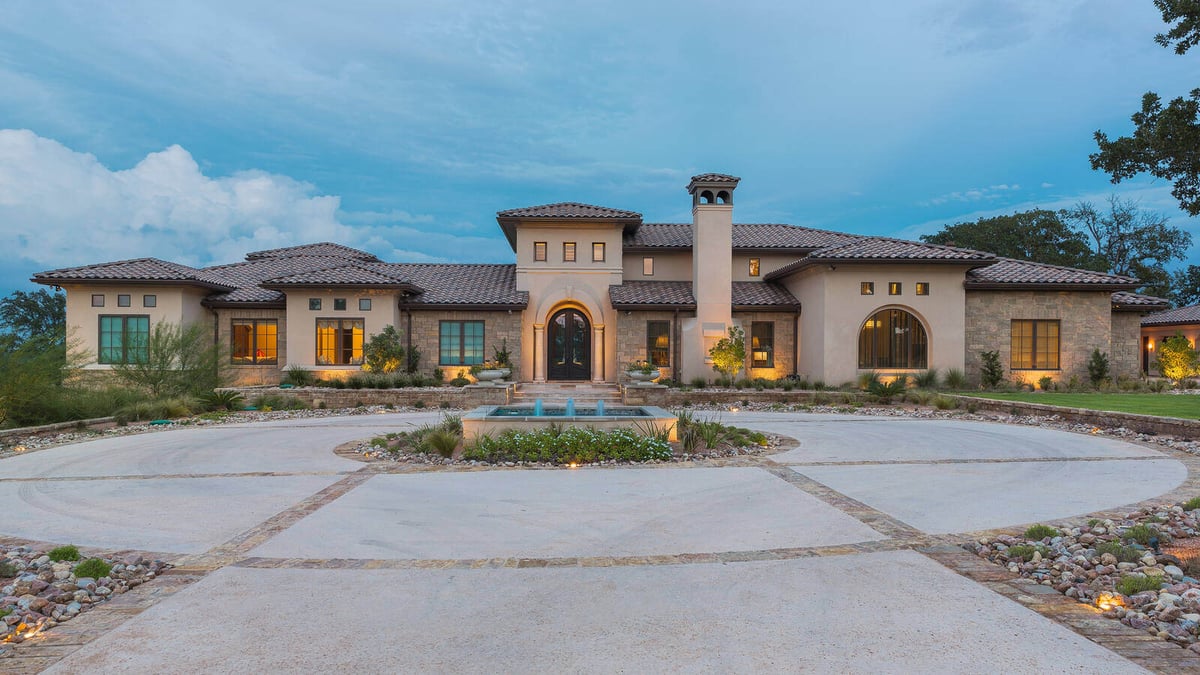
xmin=956 ymin=395 xmax=1200 ymax=440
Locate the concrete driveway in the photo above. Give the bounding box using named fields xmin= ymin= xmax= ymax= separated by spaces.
xmin=0 ymin=411 xmax=1193 ymax=673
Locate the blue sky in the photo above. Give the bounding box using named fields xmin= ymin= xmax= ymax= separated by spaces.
xmin=2 ymin=0 xmax=1198 ymax=296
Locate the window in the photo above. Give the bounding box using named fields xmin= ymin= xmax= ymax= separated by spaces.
xmin=143 ymin=294 xmax=156 ymax=308
xmin=860 ymin=282 xmax=874 ymax=295
xmin=334 ymin=298 xmax=347 ymax=311
xmin=858 ymin=308 xmax=928 ymax=369
xmin=534 ymin=241 xmax=547 ymax=262
xmin=592 ymin=242 xmax=605 ymax=262
xmin=643 ymin=257 xmax=654 ymax=276
xmin=316 ymin=319 xmax=364 ymax=365
xmin=888 ymin=282 xmax=902 ymax=296
xmin=1011 ymin=320 xmax=1060 ymax=370
xmin=98 ymin=315 xmax=149 ymax=364
xmin=563 ymin=242 xmax=576 ymax=262
xmin=231 ymin=319 xmax=278 ymax=365
xmin=439 ymin=320 xmax=484 ymax=365
xmin=915 ymin=283 xmax=929 ymax=296
xmin=117 ymin=294 xmax=131 ymax=307
xmin=359 ymin=298 xmax=372 ymax=311
xmin=309 ymin=298 xmax=322 ymax=311
xmin=751 ymin=322 xmax=774 ymax=368
xmin=749 ymin=258 xmax=760 ymax=277
xmin=647 ymin=321 xmax=670 ymax=367
xmin=91 ymin=294 xmax=105 ymax=307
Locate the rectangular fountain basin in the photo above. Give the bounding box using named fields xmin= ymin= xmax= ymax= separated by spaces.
xmin=461 ymin=405 xmax=678 ymax=442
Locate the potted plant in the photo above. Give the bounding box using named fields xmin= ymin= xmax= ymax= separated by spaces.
xmin=492 ymin=340 xmax=513 ymax=379
xmin=470 ymin=360 xmax=507 ymax=384
xmin=625 ymin=359 xmax=660 ymax=385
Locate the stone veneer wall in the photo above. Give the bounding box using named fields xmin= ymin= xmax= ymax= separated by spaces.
xmin=224 ymin=385 xmax=510 ymax=408
xmin=215 ymin=307 xmax=287 ymax=386
xmin=734 ymin=311 xmax=797 ymax=381
xmin=616 ymin=310 xmax=681 ymax=383
xmin=408 ymin=310 xmax=523 ymax=381
xmin=964 ymin=290 xmax=1114 ymax=385
xmin=1110 ymin=312 xmax=1143 ymax=378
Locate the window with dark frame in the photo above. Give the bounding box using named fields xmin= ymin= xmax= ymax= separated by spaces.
xmin=117 ymin=294 xmax=131 ymax=307
xmin=98 ymin=315 xmax=149 ymax=364
xmin=334 ymin=298 xmax=347 ymax=311
xmin=643 ymin=257 xmax=654 ymax=276
xmin=888 ymin=282 xmax=902 ymax=295
xmin=563 ymin=242 xmax=576 ymax=262
xmin=534 ymin=241 xmax=547 ymax=262
xmin=647 ymin=321 xmax=670 ymax=367
xmin=749 ymin=258 xmax=760 ymax=277
xmin=316 ymin=318 xmax=364 ymax=365
xmin=1011 ymin=319 xmax=1060 ymax=370
xmin=915 ymin=282 xmax=930 ymax=296
xmin=231 ymin=319 xmax=278 ymax=364
xmin=143 ymin=294 xmax=156 ymax=308
xmin=439 ymin=320 xmax=484 ymax=365
xmin=860 ymin=282 xmax=874 ymax=295
xmin=359 ymin=298 xmax=372 ymax=311
xmin=309 ymin=298 xmax=322 ymax=311
xmin=751 ymin=322 xmax=774 ymax=368
xmin=858 ymin=308 xmax=928 ymax=369
xmin=592 ymin=242 xmax=605 ymax=262
xmin=91 ymin=294 xmax=105 ymax=307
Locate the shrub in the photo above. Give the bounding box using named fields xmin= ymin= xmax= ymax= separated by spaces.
xmin=1149 ymin=379 xmax=1169 ymax=393
xmin=283 ymin=366 xmax=316 ymax=387
xmin=1116 ymin=575 xmax=1163 ymax=596
xmin=1087 ymin=349 xmax=1110 ymax=387
xmin=868 ymin=378 xmax=905 ymax=404
xmin=930 ymin=395 xmax=954 ymax=410
xmin=1157 ymin=332 xmax=1199 ymax=385
xmin=464 ymin=427 xmax=672 ymax=464
xmin=913 ymin=369 xmax=939 ymax=388
xmin=979 ymin=351 xmax=1004 ymax=389
xmin=1037 ymin=376 xmax=1054 ymax=391
xmin=1095 ymin=541 xmax=1143 ymax=563
xmin=1183 ymin=496 xmax=1200 ymax=511
xmin=1006 ymin=544 xmax=1047 ymax=562
xmin=201 ymin=389 xmax=245 ymax=411
xmin=1023 ymin=524 xmax=1058 ymax=540
xmin=424 ymin=429 xmax=460 ymax=458
xmin=857 ymin=370 xmax=880 ymax=390
xmin=49 ymin=544 xmax=81 ymax=562
xmin=708 ymin=326 xmax=746 ymax=383
xmin=812 ymin=380 xmax=827 ymax=391
xmin=0 ymin=561 xmax=17 ymax=578
xmin=250 ymin=394 xmax=308 ymax=411
xmin=413 ymin=400 xmax=426 ymax=409
xmin=944 ymin=368 xmax=967 ymax=390
xmin=113 ymin=397 xmax=199 ymax=424
xmin=1122 ymin=524 xmax=1159 ymax=545
xmin=73 ymin=558 xmax=112 ymax=579
xmin=363 ymin=325 xmax=407 ymax=373
xmin=112 ymin=321 xmax=227 ymax=397
xmin=689 ymin=377 xmax=708 ymax=389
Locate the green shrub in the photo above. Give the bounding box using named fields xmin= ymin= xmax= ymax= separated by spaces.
xmin=1156 ymin=332 xmax=1198 ymax=385
xmin=1087 ymin=349 xmax=1110 ymax=387
xmin=689 ymin=377 xmax=707 ymax=389
xmin=1183 ymin=496 xmax=1200 ymax=511
xmin=413 ymin=400 xmax=426 ymax=409
xmin=73 ymin=558 xmax=112 ymax=579
xmin=113 ymin=397 xmax=199 ymax=424
xmin=49 ymin=544 xmax=81 ymax=562
xmin=1149 ymin=379 xmax=1169 ymax=393
xmin=0 ymin=561 xmax=17 ymax=578
xmin=980 ymin=351 xmax=1004 ymax=389
xmin=913 ymin=369 xmax=939 ymax=388
xmin=944 ymin=368 xmax=967 ymax=390
xmin=1094 ymin=541 xmax=1143 ymax=563
xmin=1006 ymin=544 xmax=1047 ymax=562
xmin=425 ymin=429 xmax=460 ymax=458
xmin=201 ymin=389 xmax=245 ymax=411
xmin=1122 ymin=524 xmax=1159 ymax=545
xmin=283 ymin=366 xmax=316 ymax=387
xmin=933 ymin=395 xmax=956 ymax=410
xmin=362 ymin=325 xmax=407 ymax=373
xmin=250 ymin=394 xmax=308 ymax=411
xmin=867 ymin=378 xmax=905 ymax=404
xmin=112 ymin=321 xmax=227 ymax=397
xmin=812 ymin=380 xmax=827 ymax=391
xmin=465 ymin=426 xmax=672 ymax=464
xmin=1023 ymin=524 xmax=1058 ymax=540
xmin=1037 ymin=376 xmax=1054 ymax=391
xmin=857 ymin=370 xmax=880 ymax=390
xmin=1116 ymin=575 xmax=1163 ymax=595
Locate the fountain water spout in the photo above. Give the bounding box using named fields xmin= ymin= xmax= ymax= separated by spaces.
xmin=565 ymin=398 xmax=575 ymax=417
xmin=534 ymin=398 xmax=544 ymax=416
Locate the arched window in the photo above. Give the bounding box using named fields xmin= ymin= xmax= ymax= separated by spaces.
xmin=700 ymin=190 xmax=715 ymax=204
xmin=858 ymin=308 xmax=928 ymax=369
xmin=716 ymin=190 xmax=731 ymax=204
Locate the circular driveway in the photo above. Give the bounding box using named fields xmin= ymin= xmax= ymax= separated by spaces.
xmin=2 ymin=411 xmax=1189 ymax=673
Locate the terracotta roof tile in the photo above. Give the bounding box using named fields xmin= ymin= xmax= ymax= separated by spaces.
xmin=202 ymin=255 xmax=371 ymax=304
xmin=1111 ymin=291 xmax=1170 ymax=310
xmin=807 ymin=238 xmax=995 ymax=262
xmin=626 ymin=223 xmax=859 ymax=250
xmin=966 ymin=258 xmax=1139 ymax=288
xmin=689 ymin=173 xmax=740 ymax=183
xmin=496 ymin=202 xmax=642 ymax=220
xmin=1142 ymin=303 xmax=1200 ymax=326
xmin=392 ymin=264 xmax=527 ymax=306
xmin=263 ymin=264 xmax=414 ymax=287
xmin=33 ymin=258 xmax=235 ymax=290
xmin=731 ymin=282 xmax=800 ymax=308
xmin=609 ymin=281 xmax=696 ymax=308
xmin=244 ymin=242 xmax=379 ymax=261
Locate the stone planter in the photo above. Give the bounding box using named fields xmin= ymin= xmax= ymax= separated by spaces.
xmin=626 ymin=369 xmax=660 ymax=385
xmin=475 ymin=369 xmax=507 ymax=385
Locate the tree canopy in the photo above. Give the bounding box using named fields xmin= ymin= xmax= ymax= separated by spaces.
xmin=0 ymin=289 xmax=65 ymax=351
xmin=1091 ymin=1 xmax=1200 ymax=215
xmin=919 ymin=209 xmax=1101 ymax=270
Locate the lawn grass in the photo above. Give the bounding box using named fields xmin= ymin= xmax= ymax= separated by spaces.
xmin=961 ymin=392 xmax=1200 ymax=420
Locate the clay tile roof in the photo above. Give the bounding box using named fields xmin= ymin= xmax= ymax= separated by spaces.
xmin=609 ymin=281 xmax=696 ymax=308
xmin=244 ymin=242 xmax=379 ymax=261
xmin=965 ymin=258 xmax=1139 ymax=289
xmin=1111 ymin=291 xmax=1171 ymax=311
xmin=496 ymin=202 xmax=642 ymax=220
xmin=689 ymin=173 xmax=741 ymax=183
xmin=626 ymin=223 xmax=859 ymax=250
xmin=202 ymin=255 xmax=373 ymax=305
xmin=263 ymin=264 xmax=415 ymax=287
xmin=32 ymin=258 xmax=235 ymax=290
xmin=392 ymin=264 xmax=528 ymax=307
xmin=1142 ymin=303 xmax=1200 ymax=326
xmin=731 ymin=282 xmax=801 ymax=308
xmin=808 ymin=237 xmax=995 ymax=262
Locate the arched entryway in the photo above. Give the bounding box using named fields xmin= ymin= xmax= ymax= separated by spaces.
xmin=547 ymin=308 xmax=591 ymax=380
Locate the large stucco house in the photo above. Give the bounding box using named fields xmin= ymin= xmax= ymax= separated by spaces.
xmin=34 ymin=173 xmax=1168 ymax=388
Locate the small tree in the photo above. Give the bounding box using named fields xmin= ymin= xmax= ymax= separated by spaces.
xmin=979 ymin=350 xmax=1004 ymax=389
xmin=362 ymin=326 xmax=406 ymax=373
xmin=1157 ymin=332 xmax=1199 ymax=385
xmin=709 ymin=326 xmax=746 ymax=384
xmin=113 ymin=322 xmax=226 ymax=397
xmin=1087 ymin=348 xmax=1111 ymax=387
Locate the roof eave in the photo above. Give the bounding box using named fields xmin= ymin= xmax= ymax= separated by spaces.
xmin=732 ymin=303 xmax=801 ymax=312
xmin=260 ymin=282 xmax=425 ymax=294
xmin=404 ymin=302 xmax=528 ymax=311
xmin=965 ymin=282 xmax=1140 ymax=291
xmin=31 ymin=276 xmax=234 ymax=292
xmin=610 ymin=303 xmax=697 ymax=311
xmin=201 ymin=299 xmax=288 ymax=309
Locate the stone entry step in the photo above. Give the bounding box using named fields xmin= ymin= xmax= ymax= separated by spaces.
xmin=512 ymin=383 xmax=622 ymax=405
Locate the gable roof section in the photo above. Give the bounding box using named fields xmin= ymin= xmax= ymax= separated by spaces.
xmin=609 ymin=281 xmax=799 ymax=311
xmin=261 ymin=264 xmax=420 ymax=290
xmin=32 ymin=258 xmax=236 ymax=290
xmin=765 ymin=239 xmax=994 ymax=280
xmin=1142 ymin=303 xmax=1200 ymax=326
xmin=1111 ymin=291 xmax=1171 ymax=312
xmin=731 ymin=282 xmax=801 ymax=310
xmin=202 ymin=255 xmax=375 ymax=306
xmin=244 ymin=242 xmax=379 ymax=261
xmin=393 ymin=264 xmax=528 ymax=307
xmin=965 ymin=258 xmax=1139 ymax=290
xmin=626 ymin=223 xmax=860 ymax=250
xmin=496 ymin=202 xmax=643 ymax=250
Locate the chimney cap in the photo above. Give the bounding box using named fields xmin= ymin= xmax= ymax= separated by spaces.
xmin=688 ymin=173 xmax=740 ymax=193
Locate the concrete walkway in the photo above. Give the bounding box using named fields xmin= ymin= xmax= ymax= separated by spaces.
xmin=0 ymin=411 xmax=1195 ymax=673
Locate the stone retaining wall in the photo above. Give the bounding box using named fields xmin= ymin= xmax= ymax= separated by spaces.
xmin=623 ymin=387 xmax=868 ymax=407
xmin=954 ymin=395 xmax=1200 ymax=439
xmin=223 ymin=385 xmax=511 ymax=409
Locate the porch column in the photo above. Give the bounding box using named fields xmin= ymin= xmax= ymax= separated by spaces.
xmin=592 ymin=323 xmax=605 ymax=382
xmin=533 ymin=323 xmax=546 ymax=382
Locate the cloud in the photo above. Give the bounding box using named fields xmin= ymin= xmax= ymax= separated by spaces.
xmin=921 ymin=183 xmax=1021 ymax=206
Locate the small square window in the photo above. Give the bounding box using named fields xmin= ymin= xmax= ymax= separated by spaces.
xmin=860 ymin=282 xmax=874 ymax=295
xmin=143 ymin=294 xmax=157 ymax=308
xmin=888 ymin=282 xmax=902 ymax=295
xmin=309 ymin=298 xmax=322 ymax=311
xmin=563 ymin=242 xmax=576 ymax=262
xmin=592 ymin=242 xmax=605 ymax=262
xmin=643 ymin=257 xmax=654 ymax=276
xmin=534 ymin=241 xmax=547 ymax=262
xmin=91 ymin=294 xmax=105 ymax=307
xmin=915 ymin=282 xmax=930 ymax=296
xmin=359 ymin=298 xmax=372 ymax=311
xmin=749 ymin=258 xmax=760 ymax=277
xmin=334 ymin=298 xmax=347 ymax=311
xmin=117 ymin=294 xmax=131 ymax=307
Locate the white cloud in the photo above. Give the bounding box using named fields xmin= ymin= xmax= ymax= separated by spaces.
xmin=922 ymin=183 xmax=1021 ymax=206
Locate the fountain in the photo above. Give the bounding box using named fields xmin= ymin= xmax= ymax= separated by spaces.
xmin=534 ymin=398 xmax=544 ymax=416
xmin=461 ymin=401 xmax=677 ymax=442
xmin=565 ymin=398 xmax=575 ymax=416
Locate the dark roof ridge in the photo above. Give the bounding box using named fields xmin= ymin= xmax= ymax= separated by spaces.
xmin=988 ymin=256 xmax=1139 ymax=283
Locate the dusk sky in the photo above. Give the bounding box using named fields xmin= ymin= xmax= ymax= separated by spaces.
xmin=2 ymin=0 xmax=1198 ymax=295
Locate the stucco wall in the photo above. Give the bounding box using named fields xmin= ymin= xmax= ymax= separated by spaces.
xmin=282 ymin=289 xmax=401 ymax=375
xmin=1109 ymin=312 xmax=1143 ymax=379
xmin=214 ymin=307 xmax=288 ymax=386
xmin=62 ymin=283 xmax=213 ymax=368
xmin=621 ymin=251 xmax=692 ymax=281
xmin=964 ymin=289 xmax=1113 ymax=386
xmin=409 ymin=309 xmax=523 ymax=381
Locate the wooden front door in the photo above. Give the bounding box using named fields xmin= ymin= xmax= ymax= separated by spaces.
xmin=547 ymin=309 xmax=590 ymax=380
